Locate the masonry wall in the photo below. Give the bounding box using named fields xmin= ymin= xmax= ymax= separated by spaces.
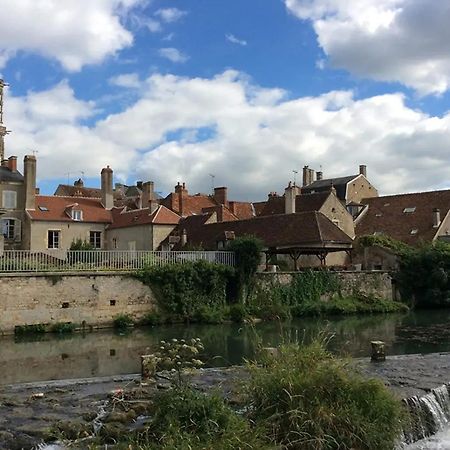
xmin=346 ymin=175 xmax=378 ymax=204
xmin=0 ymin=273 xmax=157 ymax=335
xmin=256 ymin=270 xmax=394 ymax=301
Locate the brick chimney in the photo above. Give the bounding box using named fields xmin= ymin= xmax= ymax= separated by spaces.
xmin=175 ymin=182 xmax=188 ymax=216
xmin=24 ymin=155 xmax=36 ymax=210
xmin=285 ymin=182 xmax=296 ymax=214
xmin=7 ymin=156 xmax=17 ymax=172
xmin=142 ymin=181 xmax=158 ymax=212
xmin=74 ymin=178 xmax=84 ymax=188
xmin=101 ymin=166 xmax=114 ymax=209
xmin=433 ymin=208 xmax=441 ymax=228
xmin=214 ymin=187 xmax=228 ymax=206
xmin=359 ymin=164 xmax=367 ymax=177
xmin=181 ymin=229 xmax=188 ymax=247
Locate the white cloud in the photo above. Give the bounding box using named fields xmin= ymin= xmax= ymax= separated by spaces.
xmin=155 ymin=8 xmax=187 ymax=23
xmin=226 ymin=34 xmax=248 ymax=46
xmin=158 ymin=48 xmax=189 ymax=63
xmin=5 ymin=71 xmax=450 ymax=199
xmin=109 ymin=73 xmax=142 ymax=89
xmin=0 ymin=0 xmax=144 ymax=71
xmin=285 ymin=0 xmax=450 ymax=95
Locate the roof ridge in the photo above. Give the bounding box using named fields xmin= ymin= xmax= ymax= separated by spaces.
xmin=362 ymin=188 xmax=450 ymax=201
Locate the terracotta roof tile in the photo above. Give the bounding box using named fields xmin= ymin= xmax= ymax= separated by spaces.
xmin=108 ymin=205 xmax=180 ymax=229
xmin=229 ymin=201 xmax=255 ymax=220
xmin=28 ymin=196 xmax=112 ymax=223
xmin=356 ymin=190 xmax=450 ymax=246
xmin=259 ymin=192 xmax=331 ymax=216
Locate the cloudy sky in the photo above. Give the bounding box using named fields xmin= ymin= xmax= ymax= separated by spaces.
xmin=1 ymin=0 xmax=450 ymax=200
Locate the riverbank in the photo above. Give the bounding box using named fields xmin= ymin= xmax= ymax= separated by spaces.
xmin=3 ymin=351 xmax=450 ymax=449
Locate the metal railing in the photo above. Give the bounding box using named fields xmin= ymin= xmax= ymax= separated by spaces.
xmin=0 ymin=250 xmax=235 ymax=273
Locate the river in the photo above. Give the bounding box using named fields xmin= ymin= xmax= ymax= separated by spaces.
xmin=2 ymin=309 xmax=450 ymax=385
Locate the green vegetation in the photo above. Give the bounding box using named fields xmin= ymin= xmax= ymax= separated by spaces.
xmin=135 ymin=260 xmax=234 ymax=323
xmin=228 ymin=235 xmax=264 ymax=302
xmin=397 ymin=240 xmax=450 ymax=308
xmin=69 ymin=239 xmax=94 ymax=251
xmin=50 ymin=322 xmax=77 ymax=334
xmin=249 ymin=270 xmax=407 ymax=319
xmin=113 ymin=313 xmax=134 ymax=329
xmin=357 ymin=234 xmax=411 ymax=254
xmin=246 ymin=341 xmax=405 ymax=450
xmin=14 ymin=323 xmax=47 ymax=335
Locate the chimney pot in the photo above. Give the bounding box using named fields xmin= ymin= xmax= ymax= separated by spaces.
xmin=433 ymin=208 xmax=441 ymax=228
xmin=7 ymin=156 xmax=17 ymax=172
xmin=24 ymin=155 xmax=37 ymax=210
xmin=101 ymin=165 xmax=114 ymax=209
xmin=316 ymin=171 xmax=323 ymax=181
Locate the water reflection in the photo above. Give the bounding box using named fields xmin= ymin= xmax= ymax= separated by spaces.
xmin=1 ymin=309 xmax=450 ymax=385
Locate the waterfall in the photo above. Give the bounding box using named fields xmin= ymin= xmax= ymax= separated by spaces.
xmin=402 ymin=383 xmax=450 ymax=444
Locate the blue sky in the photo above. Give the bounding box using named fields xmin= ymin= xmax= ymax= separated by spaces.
xmin=1 ymin=0 xmax=450 ymax=200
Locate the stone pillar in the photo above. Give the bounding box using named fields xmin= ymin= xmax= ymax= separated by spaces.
xmin=371 ymin=341 xmax=385 ymax=362
xmin=284 ymin=182 xmax=296 ymax=214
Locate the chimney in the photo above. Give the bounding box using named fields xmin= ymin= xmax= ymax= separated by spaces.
xmin=74 ymin=178 xmax=84 ymax=188
xmin=359 ymin=164 xmax=367 ymax=177
xmin=285 ymin=181 xmax=296 ymax=214
xmin=7 ymin=156 xmax=17 ymax=172
xmin=101 ymin=165 xmax=114 ymax=209
xmin=24 ymin=155 xmax=36 ymax=210
xmin=181 ymin=229 xmax=187 ymax=247
xmin=302 ymin=166 xmax=310 ymax=187
xmin=142 ymin=181 xmax=155 ymax=209
xmin=316 ymin=171 xmax=323 ymax=181
xmin=214 ymin=187 xmax=228 ymax=206
xmin=175 ymin=182 xmax=188 ymax=216
xmin=136 ymin=181 xmax=143 ymax=190
xmin=433 ymin=208 xmax=441 ymax=228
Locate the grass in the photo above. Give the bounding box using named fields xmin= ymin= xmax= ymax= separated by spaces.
xmin=246 ymin=340 xmax=406 ymax=450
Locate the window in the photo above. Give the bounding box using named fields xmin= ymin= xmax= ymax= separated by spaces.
xmin=38 ymin=206 xmax=49 ymax=211
xmin=410 ymin=229 xmax=419 ymax=235
xmin=71 ymin=210 xmax=82 ymax=221
xmin=403 ymin=207 xmax=416 ymax=213
xmin=48 ymin=230 xmax=60 ymax=249
xmin=90 ymin=231 xmax=101 ymax=249
xmin=112 ymin=238 xmax=118 ymax=249
xmin=1 ymin=218 xmax=20 ymax=241
xmin=2 ymin=191 xmax=17 ymax=209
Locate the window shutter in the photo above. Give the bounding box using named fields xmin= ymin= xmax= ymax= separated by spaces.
xmin=14 ymin=219 xmax=21 ymax=241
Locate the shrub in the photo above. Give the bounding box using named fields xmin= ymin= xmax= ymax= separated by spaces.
xmin=142 ymin=386 xmax=267 ymax=449
xmin=226 ymin=303 xmax=249 ymax=323
xmin=69 ymin=238 xmax=94 ymax=251
xmin=14 ymin=323 xmax=47 ymax=335
xmin=246 ymin=341 xmax=405 ymax=450
xmin=135 ymin=260 xmax=234 ymax=322
xmin=141 ymin=311 xmax=166 ymax=326
xmin=113 ymin=314 xmax=134 ymax=329
xmin=228 ymin=235 xmax=264 ymax=302
xmin=50 ymin=322 xmax=76 ymax=333
xmin=397 ymin=241 xmax=450 ymax=308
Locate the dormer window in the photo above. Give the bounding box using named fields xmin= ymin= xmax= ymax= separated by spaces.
xmin=71 ymin=210 xmax=82 ymax=221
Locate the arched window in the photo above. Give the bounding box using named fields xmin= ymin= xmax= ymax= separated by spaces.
xmin=1 ymin=217 xmax=21 ymax=241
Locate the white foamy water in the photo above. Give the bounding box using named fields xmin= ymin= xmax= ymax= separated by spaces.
xmin=405 ymin=426 xmax=450 ymax=449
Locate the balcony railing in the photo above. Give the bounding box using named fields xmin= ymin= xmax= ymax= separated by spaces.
xmin=0 ymin=250 xmax=235 ymax=273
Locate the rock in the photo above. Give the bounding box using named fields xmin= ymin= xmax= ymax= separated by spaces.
xmin=105 ymin=411 xmax=130 ymax=424
xmin=55 ymin=419 xmax=92 ymax=440
xmin=100 ymin=421 xmax=128 ymax=443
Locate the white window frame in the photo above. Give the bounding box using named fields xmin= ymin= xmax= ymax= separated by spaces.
xmin=71 ymin=210 xmax=83 ymax=221
xmin=90 ymin=231 xmax=102 ymax=249
xmin=2 ymin=190 xmax=17 ymax=209
xmin=1 ymin=217 xmax=21 ymax=241
xmin=48 ymin=230 xmax=61 ymax=249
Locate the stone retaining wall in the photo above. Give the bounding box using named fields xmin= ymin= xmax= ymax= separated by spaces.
xmin=256 ymin=271 xmax=394 ymax=300
xmin=0 ymin=272 xmax=157 ymax=335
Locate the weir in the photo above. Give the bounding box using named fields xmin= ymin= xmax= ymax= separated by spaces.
xmin=402 ymin=384 xmax=450 ymax=445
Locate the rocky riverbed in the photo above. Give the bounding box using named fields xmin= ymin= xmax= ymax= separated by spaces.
xmin=2 ymin=352 xmax=450 ymax=449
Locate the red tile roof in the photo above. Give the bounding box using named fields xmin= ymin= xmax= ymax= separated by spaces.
xmin=108 ymin=205 xmax=180 ymax=229
xmin=28 ymin=196 xmax=112 ymax=223
xmin=169 ymin=211 xmax=352 ymax=251
xmin=356 ymin=190 xmax=450 ymax=246
xmin=161 ymin=192 xmax=216 ymax=216
xmin=229 ymin=201 xmax=255 ymax=220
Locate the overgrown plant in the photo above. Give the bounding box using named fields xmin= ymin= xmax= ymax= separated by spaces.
xmin=113 ymin=313 xmax=134 ymax=329
xmin=228 ymin=235 xmax=263 ymax=303
xmin=246 ymin=340 xmax=405 ymax=450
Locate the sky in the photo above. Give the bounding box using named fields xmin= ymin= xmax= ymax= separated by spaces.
xmin=1 ymin=0 xmax=450 ymax=201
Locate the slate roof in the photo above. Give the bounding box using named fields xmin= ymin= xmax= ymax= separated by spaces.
xmin=0 ymin=166 xmax=24 ymax=183
xmin=108 ymin=205 xmax=180 ymax=229
xmin=356 ymin=190 xmax=450 ymax=246
xmin=302 ymin=175 xmax=359 ymax=200
xmin=28 ymin=196 xmax=112 ymax=223
xmin=170 ymin=211 xmax=352 ymax=251
xmin=259 ymin=192 xmax=331 ymax=216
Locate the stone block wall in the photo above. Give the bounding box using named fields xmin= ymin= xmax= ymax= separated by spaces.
xmin=0 ymin=272 xmax=157 ymax=335
xmin=256 ymin=271 xmax=394 ymax=301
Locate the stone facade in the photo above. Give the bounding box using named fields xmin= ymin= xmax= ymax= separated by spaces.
xmin=256 ymin=270 xmax=394 ymax=301
xmin=0 ymin=273 xmax=157 ymax=335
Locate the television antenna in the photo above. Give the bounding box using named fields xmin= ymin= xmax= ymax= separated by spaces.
xmin=209 ymin=173 xmax=215 ymax=192
xmin=292 ymin=169 xmax=298 ymax=185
